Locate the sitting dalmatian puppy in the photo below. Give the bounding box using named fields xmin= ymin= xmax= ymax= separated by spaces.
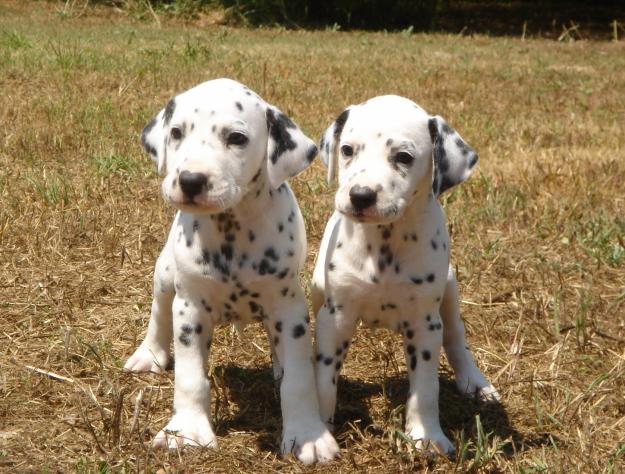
xmin=312 ymin=95 xmax=500 ymax=455
xmin=124 ymin=78 xmax=338 ymax=464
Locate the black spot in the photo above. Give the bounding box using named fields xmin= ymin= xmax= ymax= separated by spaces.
xmin=395 ymin=263 xmax=401 ymax=274
xmin=258 ymin=259 xmax=276 ymax=275
xmin=248 ymin=230 xmax=255 ymax=242
xmin=221 ymin=243 xmax=233 ymax=261
xmin=422 ymin=350 xmax=431 ymax=361
xmin=426 ymin=315 xmax=431 ymax=321
xmin=276 ymin=268 xmax=289 ymax=279
xmin=249 ymin=301 xmax=261 ymax=313
xmin=235 ymin=101 xmax=243 ymax=111
xmin=332 ymin=108 xmax=351 ymax=147
xmin=371 ymin=275 xmax=379 ymax=283
xmin=426 ymin=273 xmax=435 ymax=283
xmin=382 ymin=228 xmax=391 ymax=239
xmin=431 ymin=240 xmax=438 ymax=250
xmin=178 ymin=334 xmax=191 ymax=346
xmin=411 ymin=277 xmax=423 ymax=285
xmin=324 ymin=357 xmax=333 ymax=365
xmin=316 ymin=353 xmax=323 ymax=361
xmin=335 ymin=361 xmax=342 ymax=371
xmin=336 ymin=241 xmax=343 ymax=248
xmin=306 ymin=145 xmax=318 ymax=163
xmin=195 ymin=324 xmax=202 ymax=334
xmin=407 ymin=344 xmax=416 ymax=355
xmin=264 ymin=247 xmax=280 ymax=261
xmin=293 ymin=324 xmax=306 ymax=338
xmin=410 ymin=355 xmax=417 ymax=370
xmin=230 ymin=292 xmax=238 ymax=302
xmin=278 ymin=223 xmax=284 ymax=232
xmin=328 ymin=262 xmax=335 ymax=271
xmin=281 ymin=287 xmax=289 ymax=296
xmin=335 ymin=347 xmax=343 ymax=356
xmin=141 ymin=118 xmax=158 ymax=156
xmin=266 ymin=108 xmax=297 ymax=164
xmin=343 ymin=340 xmax=349 ymax=350
xmin=275 ymin=321 xmax=283 ymax=332
xmin=163 ymin=98 xmax=176 ymax=125
xmin=406 ymin=329 xmax=414 ymax=339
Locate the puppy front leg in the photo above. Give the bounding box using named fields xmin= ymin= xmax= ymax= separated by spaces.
xmin=125 ymin=249 xmax=175 ymax=373
xmin=404 ymin=310 xmax=454 ymax=455
xmin=153 ymin=293 xmax=217 ymax=449
xmin=314 ymin=299 xmax=357 ymax=429
xmin=271 ymin=287 xmax=339 ymax=464
xmin=441 ymin=267 xmax=500 ymax=401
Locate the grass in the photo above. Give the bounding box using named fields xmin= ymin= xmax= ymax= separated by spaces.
xmin=1 ymin=1 xmax=624 ymax=472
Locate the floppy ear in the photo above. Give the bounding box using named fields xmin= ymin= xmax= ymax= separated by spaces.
xmin=141 ymin=98 xmax=176 ymax=175
xmin=428 ymin=115 xmax=479 ymax=196
xmin=265 ymin=105 xmax=318 ymax=189
xmin=319 ymin=107 xmax=351 ymax=184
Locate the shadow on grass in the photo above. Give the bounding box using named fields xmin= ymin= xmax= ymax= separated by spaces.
xmin=213 ymin=364 xmax=550 ymax=456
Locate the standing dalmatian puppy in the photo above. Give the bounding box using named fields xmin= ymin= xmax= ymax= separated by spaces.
xmin=312 ymin=96 xmax=500 ymax=455
xmin=124 ymin=79 xmax=338 ymax=464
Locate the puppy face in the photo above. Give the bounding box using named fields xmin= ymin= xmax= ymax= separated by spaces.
xmin=141 ymin=78 xmax=317 ymax=214
xmin=320 ymin=95 xmax=479 ymax=224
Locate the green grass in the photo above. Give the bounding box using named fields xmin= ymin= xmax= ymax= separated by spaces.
xmin=0 ymin=1 xmax=624 ymax=472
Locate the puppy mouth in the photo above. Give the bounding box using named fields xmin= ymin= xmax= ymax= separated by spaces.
xmin=338 ymin=205 xmax=400 ymax=224
xmin=166 ymin=185 xmax=241 ymax=214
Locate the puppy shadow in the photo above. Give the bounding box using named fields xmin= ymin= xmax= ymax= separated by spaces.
xmin=212 ymin=364 xmax=551 ymax=457
xmin=212 ymin=364 xmax=283 ymax=452
xmin=334 ymin=373 xmax=551 ymax=456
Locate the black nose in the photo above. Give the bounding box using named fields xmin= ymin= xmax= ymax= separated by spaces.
xmin=179 ymin=171 xmax=208 ymax=198
xmin=349 ymin=185 xmax=377 ymax=211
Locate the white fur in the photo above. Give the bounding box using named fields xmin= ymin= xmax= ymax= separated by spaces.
xmin=313 ymin=95 xmax=499 ymax=456
xmin=125 ymin=78 xmax=338 ymax=464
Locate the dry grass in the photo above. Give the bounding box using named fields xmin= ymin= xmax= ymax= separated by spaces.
xmin=1 ymin=1 xmax=625 ymax=472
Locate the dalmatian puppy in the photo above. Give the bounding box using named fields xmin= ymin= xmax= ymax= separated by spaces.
xmin=312 ymin=95 xmax=500 ymax=455
xmin=124 ymin=78 xmax=338 ymax=464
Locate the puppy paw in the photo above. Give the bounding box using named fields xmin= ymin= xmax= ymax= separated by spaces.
xmin=153 ymin=412 xmax=217 ymax=450
xmin=124 ymin=343 xmax=170 ymax=373
xmin=281 ymin=420 xmax=339 ymax=464
xmin=455 ymin=371 xmax=501 ymax=402
xmin=407 ymin=426 xmax=455 ymax=456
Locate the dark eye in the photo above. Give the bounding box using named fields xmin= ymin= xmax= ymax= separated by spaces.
xmin=395 ymin=151 xmax=414 ymax=165
xmin=170 ymin=127 xmax=182 ymax=140
xmin=340 ymin=144 xmax=354 ymax=157
xmin=227 ymin=131 xmax=249 ymax=147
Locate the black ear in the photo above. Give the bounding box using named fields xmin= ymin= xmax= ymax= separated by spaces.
xmin=319 ymin=107 xmax=351 ymax=184
xmin=428 ymin=116 xmax=479 ymax=196
xmin=265 ymin=105 xmax=318 ymax=188
xmin=141 ymin=98 xmax=176 ymax=175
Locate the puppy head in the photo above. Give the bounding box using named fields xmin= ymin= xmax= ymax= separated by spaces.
xmin=141 ymin=78 xmax=317 ymax=214
xmin=319 ymin=95 xmax=478 ymax=224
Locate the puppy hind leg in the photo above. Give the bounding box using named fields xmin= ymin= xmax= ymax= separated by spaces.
xmin=124 ymin=253 xmax=175 ymax=373
xmin=441 ymin=266 xmax=500 ymax=401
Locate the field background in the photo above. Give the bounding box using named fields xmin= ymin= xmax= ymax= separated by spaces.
xmin=1 ymin=1 xmax=624 ymax=472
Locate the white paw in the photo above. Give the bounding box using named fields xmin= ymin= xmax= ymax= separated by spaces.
xmin=407 ymin=426 xmax=455 ymax=455
xmin=281 ymin=421 xmax=340 ymax=465
xmin=124 ymin=343 xmax=170 ymax=373
xmin=455 ymin=371 xmax=501 ymax=402
xmin=153 ymin=411 xmax=217 ymax=449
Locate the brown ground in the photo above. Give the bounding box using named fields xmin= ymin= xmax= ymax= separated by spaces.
xmin=0 ymin=1 xmax=624 ymax=472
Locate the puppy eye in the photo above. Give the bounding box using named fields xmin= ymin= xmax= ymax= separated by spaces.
xmin=227 ymin=131 xmax=249 ymax=147
xmin=170 ymin=127 xmax=182 ymax=140
xmin=340 ymin=144 xmax=354 ymax=157
xmin=395 ymin=151 xmax=414 ymax=165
